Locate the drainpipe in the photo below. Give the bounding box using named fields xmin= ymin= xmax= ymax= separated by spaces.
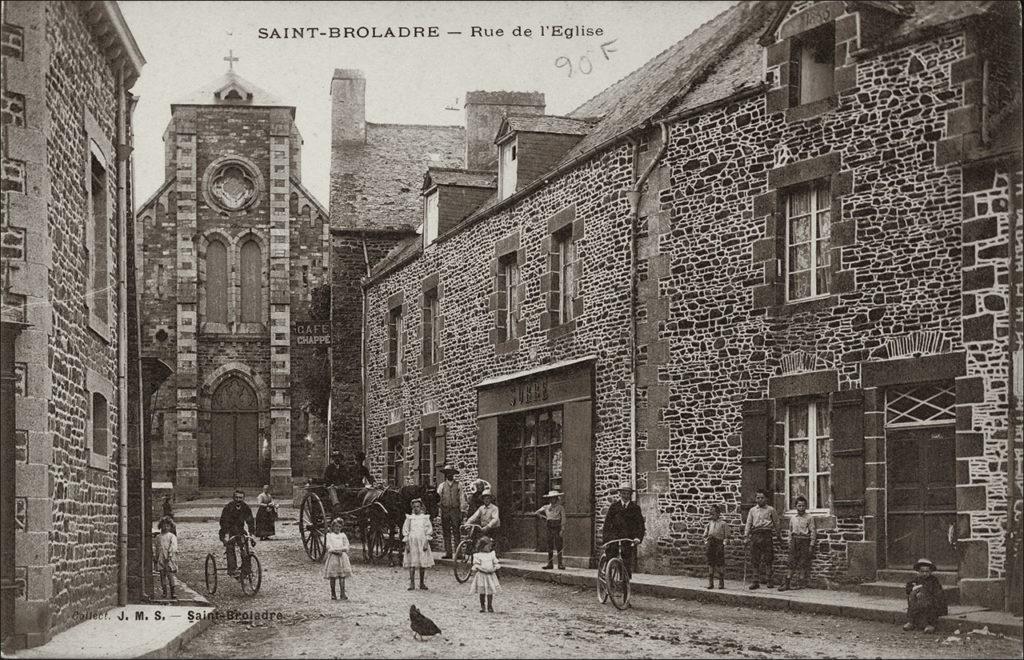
xmin=1005 ymin=165 xmax=1020 ymax=613
xmin=116 ymin=65 xmax=129 ymax=607
xmin=361 ymin=236 xmax=371 ymax=458
xmin=625 ymin=121 xmax=670 ymax=492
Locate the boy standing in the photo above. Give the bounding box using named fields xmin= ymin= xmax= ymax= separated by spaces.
xmin=743 ymin=489 xmax=781 ymax=589
xmin=703 ymin=504 xmax=731 ymax=589
xmin=533 ymin=490 xmax=566 ymax=570
xmin=779 ymin=495 xmax=816 ymax=591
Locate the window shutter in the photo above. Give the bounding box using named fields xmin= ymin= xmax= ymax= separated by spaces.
xmin=410 ymin=436 xmax=421 ymax=485
xmin=829 ymin=389 xmax=865 ymax=518
xmin=740 ymin=399 xmax=773 ymax=512
xmin=435 ymin=430 xmax=446 ymax=468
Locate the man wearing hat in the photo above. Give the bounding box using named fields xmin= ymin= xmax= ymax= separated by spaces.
xmin=464 ymin=487 xmax=501 ymax=554
xmin=436 ymin=465 xmax=464 ymax=558
xmin=534 ymin=490 xmax=567 ymax=569
xmin=903 ymin=558 xmax=947 ymax=633
xmin=602 ymin=482 xmax=646 ymax=575
xmin=323 ymin=451 xmax=346 ymax=506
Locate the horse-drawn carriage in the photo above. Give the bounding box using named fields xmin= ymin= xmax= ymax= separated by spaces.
xmin=298 ymin=480 xmax=439 ymax=565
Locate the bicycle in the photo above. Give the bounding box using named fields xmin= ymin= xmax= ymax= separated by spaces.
xmin=452 ymin=523 xmax=487 ymax=584
xmin=596 ymin=538 xmax=640 ymax=610
xmin=205 ymin=533 xmax=263 ymax=596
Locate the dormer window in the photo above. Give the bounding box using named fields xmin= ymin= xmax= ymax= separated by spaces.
xmin=423 ymin=190 xmax=439 ymax=246
xmin=499 ymin=138 xmax=517 ymax=200
xmin=791 ymin=23 xmax=834 ymax=106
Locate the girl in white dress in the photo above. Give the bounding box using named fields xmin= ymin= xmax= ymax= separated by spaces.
xmin=322 ymin=518 xmax=353 ymax=600
xmin=469 ymin=535 xmax=500 ymax=612
xmin=402 ymin=498 xmax=434 ymax=590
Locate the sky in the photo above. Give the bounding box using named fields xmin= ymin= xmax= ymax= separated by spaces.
xmin=120 ymin=1 xmax=736 ymax=210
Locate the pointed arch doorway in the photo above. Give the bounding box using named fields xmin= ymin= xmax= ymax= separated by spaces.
xmin=204 ymin=376 xmax=263 ymax=487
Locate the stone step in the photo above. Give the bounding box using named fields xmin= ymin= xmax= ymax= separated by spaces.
xmin=858 ymin=581 xmax=960 ymax=605
xmin=876 ymin=569 xmax=959 ymax=586
xmin=502 ymin=549 xmax=592 ymax=569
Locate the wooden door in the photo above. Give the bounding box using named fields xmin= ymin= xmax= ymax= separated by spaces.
xmin=204 ymin=376 xmax=260 ymax=488
xmin=886 ymin=426 xmax=957 ymax=569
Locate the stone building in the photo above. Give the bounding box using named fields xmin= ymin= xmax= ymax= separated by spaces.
xmin=1 ymin=0 xmax=149 ymax=649
xmin=334 ymin=0 xmax=1022 ymax=609
xmin=136 ymin=62 xmax=331 ymax=496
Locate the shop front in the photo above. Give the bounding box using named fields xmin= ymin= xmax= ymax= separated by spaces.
xmin=476 ymin=357 xmax=595 ymax=563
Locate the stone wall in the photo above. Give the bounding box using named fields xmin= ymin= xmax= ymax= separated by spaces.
xmin=361 ymin=144 xmax=636 ymax=545
xmin=2 ymin=0 xmax=136 ymax=645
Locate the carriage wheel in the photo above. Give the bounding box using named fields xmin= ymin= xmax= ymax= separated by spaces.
xmin=596 ymin=554 xmax=609 ymax=603
xmin=240 ymin=553 xmax=262 ymax=596
xmin=300 ymin=492 xmax=327 ymax=561
xmin=607 ymin=557 xmax=630 ymax=610
xmin=453 ymin=540 xmax=473 ymax=584
xmin=204 ymin=553 xmax=218 ymax=595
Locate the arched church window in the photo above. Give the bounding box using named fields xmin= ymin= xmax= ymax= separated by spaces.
xmin=206 ymin=238 xmax=228 ymax=324
xmin=240 ymin=239 xmax=262 ymax=323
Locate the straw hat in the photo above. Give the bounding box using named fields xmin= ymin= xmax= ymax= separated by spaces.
xmin=913 ymin=558 xmax=936 ymax=571
xmin=617 ymin=481 xmax=635 ymax=492
xmin=544 ymin=490 xmax=562 ymax=499
xmin=481 ymin=488 xmax=494 ymax=498
xmin=440 ymin=464 xmax=459 ymax=475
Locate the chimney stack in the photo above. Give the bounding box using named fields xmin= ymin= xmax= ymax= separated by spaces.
xmin=464 ymin=91 xmax=545 ymax=170
xmin=331 ymin=69 xmax=366 ymax=145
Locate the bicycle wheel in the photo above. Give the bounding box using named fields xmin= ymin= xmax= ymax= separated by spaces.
xmin=596 ymin=554 xmax=609 ymax=603
xmin=204 ymin=553 xmax=217 ymax=595
xmin=453 ymin=540 xmax=473 ymax=583
xmin=607 ymin=557 xmax=630 ymax=610
xmin=241 ymin=553 xmax=262 ymax=596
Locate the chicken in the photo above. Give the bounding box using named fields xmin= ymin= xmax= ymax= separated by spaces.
xmin=409 ymin=604 xmax=441 ymax=641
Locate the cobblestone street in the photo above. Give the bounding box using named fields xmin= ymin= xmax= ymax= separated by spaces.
xmin=171 ymin=520 xmax=1020 ymax=659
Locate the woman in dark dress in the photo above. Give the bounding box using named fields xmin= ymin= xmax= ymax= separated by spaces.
xmin=254 ymin=484 xmax=278 ymax=540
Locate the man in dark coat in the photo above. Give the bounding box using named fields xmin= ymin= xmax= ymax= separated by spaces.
xmin=323 ymin=451 xmax=346 ymax=505
xmin=219 ymin=489 xmax=256 ymax=575
xmin=602 ymin=481 xmax=646 ymax=574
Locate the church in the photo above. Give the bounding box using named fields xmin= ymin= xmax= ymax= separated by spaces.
xmin=136 ymin=55 xmax=331 ymax=496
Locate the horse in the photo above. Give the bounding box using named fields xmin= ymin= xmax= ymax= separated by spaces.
xmin=364 ymin=484 xmax=440 ymax=561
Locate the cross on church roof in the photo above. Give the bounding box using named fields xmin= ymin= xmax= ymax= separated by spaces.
xmin=224 ymin=49 xmax=239 ymax=71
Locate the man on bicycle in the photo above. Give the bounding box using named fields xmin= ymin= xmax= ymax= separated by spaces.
xmin=464 ymin=487 xmax=500 ymax=554
xmin=602 ymin=481 xmax=645 ymax=575
xmin=219 ymin=489 xmax=256 ymax=577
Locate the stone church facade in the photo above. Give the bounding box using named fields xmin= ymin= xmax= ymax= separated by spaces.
xmin=336 ymin=0 xmax=1022 ymax=609
xmin=137 ymin=67 xmax=330 ymax=496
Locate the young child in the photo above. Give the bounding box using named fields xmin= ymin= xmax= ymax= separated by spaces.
xmin=703 ymin=504 xmax=731 ymax=589
xmin=903 ymin=558 xmax=947 ymax=633
xmin=533 ymin=490 xmax=566 ymax=570
xmin=743 ymin=488 xmax=781 ymax=589
xmin=469 ymin=535 xmax=500 ymax=613
xmin=402 ymin=498 xmax=434 ymax=590
xmin=156 ymin=516 xmax=178 ymax=600
xmin=779 ymin=495 xmax=816 ymax=591
xmin=322 ymin=518 xmax=353 ymax=600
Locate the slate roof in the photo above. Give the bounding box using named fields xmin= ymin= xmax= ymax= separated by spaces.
xmin=423 ymin=168 xmax=497 ymax=191
xmin=330 ymin=123 xmax=465 ymax=229
xmin=365 ymin=0 xmax=1002 ymax=282
xmin=175 ymin=70 xmax=288 ymax=107
xmin=499 ymin=115 xmax=599 ymax=140
xmin=563 ymin=0 xmax=998 ymax=164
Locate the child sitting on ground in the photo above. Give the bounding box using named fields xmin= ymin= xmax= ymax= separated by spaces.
xmin=469 ymin=535 xmax=500 ymax=613
xmin=322 ymin=518 xmax=353 ymax=600
xmin=703 ymin=504 xmax=731 ymax=589
xmin=157 ymin=516 xmax=178 ymax=600
xmin=903 ymin=558 xmax=947 ymax=633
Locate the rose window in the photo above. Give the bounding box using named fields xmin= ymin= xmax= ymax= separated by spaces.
xmin=209 ymin=164 xmax=256 ymax=211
